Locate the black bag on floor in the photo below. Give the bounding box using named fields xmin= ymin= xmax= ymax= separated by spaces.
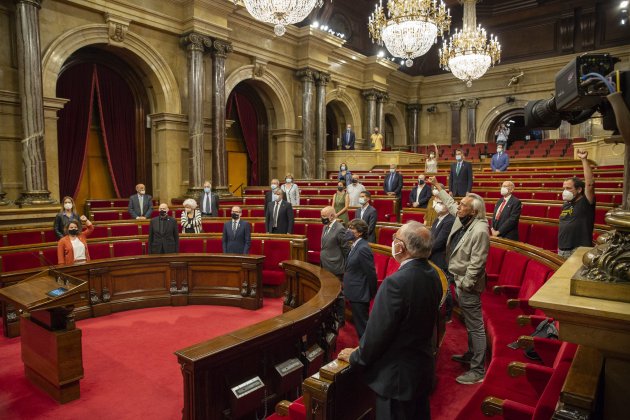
xmin=524 ymin=318 xmax=558 ymax=361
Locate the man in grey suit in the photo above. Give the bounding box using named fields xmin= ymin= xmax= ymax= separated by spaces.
xmin=265 ymin=188 xmax=294 ymax=234
xmin=199 ymin=180 xmax=219 ymax=217
xmin=222 ymin=206 xmax=251 ymax=254
xmin=355 ymin=191 xmax=377 ymax=243
xmin=148 ymin=203 xmax=179 ymax=254
xmin=128 ymin=183 xmax=152 ymax=219
xmin=430 ymin=176 xmax=489 ymax=385
xmin=320 ymin=206 xmax=350 ymax=327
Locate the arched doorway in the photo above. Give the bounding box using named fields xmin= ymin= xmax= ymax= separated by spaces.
xmin=487 ymin=109 xmax=546 ymax=147
xmin=56 ymin=46 xmax=151 ymax=205
xmin=326 ymin=99 xmax=356 ymax=150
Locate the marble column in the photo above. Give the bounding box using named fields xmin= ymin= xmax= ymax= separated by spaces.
xmin=15 ymin=0 xmax=53 ymax=205
xmin=315 ymin=72 xmax=330 ymax=179
xmin=450 ymin=100 xmax=463 ymax=145
xmin=407 ymin=104 xmax=421 ymax=151
xmin=376 ymin=92 xmax=388 ymax=145
xmin=0 ymin=164 xmax=9 ymax=205
xmin=296 ymin=68 xmax=316 ymax=179
xmin=362 ymin=90 xmax=378 ymax=145
xmin=465 ymin=98 xmax=479 ymax=144
xmin=181 ymin=33 xmax=207 ymax=197
xmin=210 ymin=39 xmax=233 ymax=196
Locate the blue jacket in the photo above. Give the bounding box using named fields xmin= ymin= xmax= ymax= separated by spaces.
xmin=490 ymin=152 xmax=509 ymax=172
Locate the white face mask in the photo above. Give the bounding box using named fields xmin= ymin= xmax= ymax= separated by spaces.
xmin=497 ymin=149 xmax=503 ymax=154
xmin=274 ymin=194 xmax=282 ymax=202
xmin=434 ymin=203 xmax=445 ymax=213
xmin=341 ymin=166 xmax=346 ymax=171
xmin=456 ymin=155 xmax=462 ymax=161
xmin=64 ymin=203 xmax=73 ymax=210
xmin=500 ymin=187 xmax=509 ymax=196
xmin=285 ymin=178 xmax=292 ymax=183
xmin=562 ymin=190 xmax=574 ymax=202
xmin=432 ymin=188 xmax=439 ymax=196
xmin=391 ymin=241 xmax=403 ymax=258
xmin=389 ymin=168 xmax=395 ymax=173
xmin=271 ymin=184 xmax=278 ymax=190
xmin=359 ymin=197 xmax=366 ymax=205
xmin=138 ymin=190 xmax=145 ymax=195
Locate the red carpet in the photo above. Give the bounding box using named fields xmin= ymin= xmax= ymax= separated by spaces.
xmin=1 ymin=301 xmax=477 ymax=419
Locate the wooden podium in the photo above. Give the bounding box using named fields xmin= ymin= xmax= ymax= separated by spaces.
xmin=0 ymin=269 xmax=88 ymax=403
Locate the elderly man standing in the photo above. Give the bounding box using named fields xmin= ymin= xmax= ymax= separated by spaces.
xmin=383 ymin=163 xmax=403 ymax=198
xmin=430 ymin=176 xmax=489 ymax=385
xmin=320 ymin=206 xmax=350 ymax=326
xmin=148 ymin=203 xmax=179 ymax=254
xmin=491 ymin=181 xmax=522 ymax=241
xmin=338 ymin=221 xmax=443 ymax=419
xmin=128 ymin=183 xmax=152 ymax=220
xmin=222 ymin=206 xmax=251 ymax=254
xmin=346 ymin=174 xmax=366 ymax=207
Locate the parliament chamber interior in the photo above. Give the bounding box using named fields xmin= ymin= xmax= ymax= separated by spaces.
xmin=0 ymin=0 xmax=629 ymax=419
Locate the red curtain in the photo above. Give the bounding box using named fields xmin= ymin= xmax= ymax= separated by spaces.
xmin=94 ymin=65 xmax=137 ymax=197
xmin=233 ymin=92 xmax=259 ymax=185
xmin=56 ymin=63 xmax=96 ymax=198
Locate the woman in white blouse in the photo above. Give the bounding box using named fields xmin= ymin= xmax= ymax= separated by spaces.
xmin=425 ymin=143 xmax=439 ymax=174
xmin=181 ymin=198 xmax=203 ymax=233
xmin=281 ymin=173 xmax=300 ymax=206
xmin=57 ymin=215 xmax=94 ymax=265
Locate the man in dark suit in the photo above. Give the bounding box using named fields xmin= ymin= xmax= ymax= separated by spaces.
xmin=355 ymin=191 xmax=377 ymax=243
xmin=319 ymin=206 xmax=349 ymax=278
xmin=429 ymin=196 xmax=456 ymax=321
xmin=266 ymin=188 xmax=294 ymax=234
xmin=199 ymin=180 xmax=219 ymax=217
xmin=264 ymin=178 xmax=280 ymax=215
xmin=343 ymin=218 xmax=377 ymax=338
xmin=128 ymin=183 xmax=153 ymax=219
xmin=449 ymin=149 xmax=473 ymax=196
xmin=222 ymin=206 xmax=251 ymax=254
xmin=339 ymin=221 xmax=443 ymax=419
xmin=408 ymin=174 xmax=432 ymax=208
xmin=491 ymin=181 xmax=522 ymax=241
xmin=383 ymin=163 xmax=403 ymax=198
xmin=342 ymin=123 xmax=355 ymax=150
xmin=148 ymin=203 xmax=179 ymax=254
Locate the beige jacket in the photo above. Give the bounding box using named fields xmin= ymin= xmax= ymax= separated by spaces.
xmin=438 ymin=190 xmax=490 ymax=293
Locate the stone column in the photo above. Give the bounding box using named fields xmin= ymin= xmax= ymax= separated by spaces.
xmin=465 ymin=98 xmax=479 ymax=144
xmin=181 ymin=33 xmax=207 ymax=197
xmin=315 ymin=72 xmax=330 ymax=179
xmin=376 ymin=92 xmax=388 ymax=146
xmin=362 ymin=90 xmax=378 ymax=145
xmin=210 ymin=39 xmax=233 ymax=196
xmin=0 ymin=164 xmax=9 ymax=205
xmin=296 ymin=68 xmax=316 ymax=179
xmin=15 ymin=0 xmax=53 ymax=205
xmin=407 ymin=104 xmax=421 ymax=151
xmin=450 ymin=100 xmax=463 ymax=145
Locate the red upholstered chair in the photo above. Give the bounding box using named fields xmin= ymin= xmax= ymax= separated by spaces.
xmin=0 ymin=251 xmax=42 ymax=272
xmin=202 ymin=221 xmax=224 ymax=233
xmin=40 ymin=248 xmax=58 ymax=266
xmin=518 ymin=222 xmax=531 ymax=244
xmin=89 ymin=243 xmax=112 ymax=260
xmin=7 ymin=230 xmax=45 ymax=246
xmin=486 ymin=246 xmax=507 ymax=285
xmin=377 ymin=226 xmax=398 ymax=246
xmin=179 ymin=238 xmax=204 ymax=253
xmin=292 ymin=222 xmax=306 ymax=235
xmin=385 ymin=257 xmax=400 ymax=278
xmin=112 ymin=240 xmax=143 ymax=257
xmin=261 ymin=239 xmax=290 ymax=287
xmin=306 ymin=223 xmax=323 ymax=265
xmin=528 ymin=224 xmax=559 ymax=252
xmin=252 ymin=222 xmax=266 ymax=233
xmin=494 ymin=260 xmax=553 ymax=315
xmin=249 ymin=239 xmax=263 ymax=255
xmin=532 ymin=192 xmax=559 ymax=201
xmin=297 ymin=209 xmax=321 ymax=219
xmin=250 ymin=208 xmax=265 ymax=217
xmin=89 ymin=225 xmax=110 ymax=238
xmin=110 ymin=224 xmax=141 ymax=237
xmin=206 ymin=239 xmax=223 ymax=253
xmin=495 ymin=250 xmax=529 ymax=288
xmin=268 ymin=396 xmax=306 ymax=420
xmin=92 ymin=211 xmax=121 ymax=222
xmin=595 ymin=207 xmax=608 ymax=225
xmin=521 ymin=204 xmax=548 ymax=218
xmin=140 ymin=224 xmax=150 ymax=235
xmin=43 ymin=230 xmax=58 ymax=243
xmin=243 ymin=197 xmax=265 ymax=206
xmin=546 ymin=205 xmax=561 ymax=219
xmin=400 ymin=211 xmax=424 ymax=224
xmin=373 ymin=253 xmax=389 ymax=288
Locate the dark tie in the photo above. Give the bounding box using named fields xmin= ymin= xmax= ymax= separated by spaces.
xmin=204 ymin=193 xmax=210 ymax=213
xmin=456 ymin=162 xmax=461 ymax=175
xmin=232 ymin=221 xmax=237 ymax=236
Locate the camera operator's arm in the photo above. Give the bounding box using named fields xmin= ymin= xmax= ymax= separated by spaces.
xmin=577 ymin=149 xmax=594 ymax=204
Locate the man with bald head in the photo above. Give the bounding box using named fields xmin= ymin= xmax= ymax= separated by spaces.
xmin=222 ymin=206 xmax=251 ymax=254
xmin=319 ymin=206 xmax=349 ymax=279
xmin=148 ymin=203 xmax=179 ymax=254
xmin=338 ymin=221 xmax=443 ymax=419
xmin=491 ymin=181 xmax=521 ymax=241
xmin=128 ymin=183 xmax=153 ymax=219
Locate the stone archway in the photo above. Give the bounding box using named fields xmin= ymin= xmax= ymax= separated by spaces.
xmin=383 ymin=103 xmax=407 ymax=146
xmin=478 ymin=101 xmax=528 ymax=143
xmin=326 ymin=89 xmax=362 ymax=137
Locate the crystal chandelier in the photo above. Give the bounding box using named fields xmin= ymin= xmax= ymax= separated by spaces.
xmin=439 ymin=0 xmax=500 ymax=87
xmin=237 ymin=0 xmax=324 ymax=37
xmin=368 ymin=0 xmax=451 ymax=67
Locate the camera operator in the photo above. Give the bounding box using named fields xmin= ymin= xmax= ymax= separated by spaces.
xmin=558 ymin=149 xmax=595 ymax=258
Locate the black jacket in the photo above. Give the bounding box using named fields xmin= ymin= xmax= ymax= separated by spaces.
xmin=429 ymin=213 xmax=456 ymax=274
xmin=343 ymin=239 xmax=377 ymax=302
xmin=449 ymin=161 xmax=473 ymax=196
xmin=265 ymin=200 xmax=294 ymax=234
xmin=148 ymin=216 xmax=179 ymax=254
xmin=355 ymin=205 xmax=377 ymax=243
xmin=222 ymin=220 xmax=251 ymax=254
xmin=491 ymin=196 xmax=522 ymax=241
xmin=383 ymin=172 xmax=403 ymax=197
xmin=408 ymin=184 xmax=432 ymax=208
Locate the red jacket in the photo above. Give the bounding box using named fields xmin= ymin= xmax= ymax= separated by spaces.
xmin=57 ymin=224 xmax=94 ymax=265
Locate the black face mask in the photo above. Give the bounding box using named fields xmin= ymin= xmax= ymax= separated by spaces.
xmin=231 ymin=213 xmax=240 ymax=220
xmin=418 ymin=180 xmax=425 ymax=185
xmin=459 ymin=215 xmax=473 ymax=226
xmin=68 ymin=229 xmax=79 ymax=236
xmin=351 ymin=179 xmax=358 ymax=184
xmin=159 ymin=210 xmax=167 ymax=217
xmin=337 ymin=186 xmax=344 ymax=191
xmin=321 ymin=217 xmax=330 ymax=225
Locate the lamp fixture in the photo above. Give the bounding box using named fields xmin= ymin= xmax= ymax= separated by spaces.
xmin=439 ymin=0 xmax=500 ymax=87
xmin=368 ymin=0 xmax=451 ymax=68
xmin=237 ymin=0 xmax=325 ymax=36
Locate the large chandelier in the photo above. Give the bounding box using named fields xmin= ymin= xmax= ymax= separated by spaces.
xmin=439 ymin=0 xmax=500 ymax=87
xmin=237 ymin=0 xmax=324 ymax=37
xmin=368 ymin=0 xmax=451 ymax=67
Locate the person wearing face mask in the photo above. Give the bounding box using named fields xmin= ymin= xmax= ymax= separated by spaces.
xmin=490 ymin=145 xmax=510 ymax=172
xmin=128 ymin=183 xmax=153 ymax=220
xmin=449 ymin=150 xmax=473 ymax=197
xmin=340 ymin=218 xmax=376 ymax=338
xmin=54 ymin=196 xmax=79 ymax=239
xmin=222 ymin=206 xmax=251 ymax=254
xmin=281 ymin=173 xmax=300 ymax=206
xmin=425 ymin=143 xmax=439 ymax=174
xmin=320 ymin=207 xmax=350 ymax=280
xmin=331 ymin=181 xmax=350 ymax=224
xmin=491 ymin=181 xmax=521 ymax=240
xmin=266 ymin=188 xmax=294 ymax=234
xmin=199 ymin=180 xmax=219 ymax=217
xmin=429 ymin=176 xmax=489 ymax=385
xmin=355 ymin=191 xmax=377 ymax=243
xmin=408 ymin=174 xmax=432 ymax=208
xmin=338 ymin=221 xmax=442 ymax=419
xmin=342 ymin=123 xmax=355 ymax=150
xmin=148 ymin=203 xmax=179 ymax=254
xmin=370 ymin=127 xmax=383 ymax=152
xmin=429 ymin=197 xmax=455 ymax=321
xmin=383 ymin=163 xmax=403 ymax=198
xmin=180 ymin=198 xmax=202 ymax=233
xmin=337 ymin=163 xmax=353 ymax=186
xmin=265 ymin=178 xmax=282 ymax=215
xmin=346 ymin=175 xmax=366 ymax=207
xmin=423 ymin=186 xmax=441 ymax=228
xmin=57 ymin=215 xmax=94 ymax=265
xmin=558 ymin=149 xmax=595 ymax=258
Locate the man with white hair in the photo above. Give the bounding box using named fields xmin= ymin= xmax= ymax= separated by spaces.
xmin=429 ymin=176 xmax=489 ymax=385
xmin=338 ymin=221 xmax=443 ymax=419
xmin=491 ymin=181 xmax=521 ymax=241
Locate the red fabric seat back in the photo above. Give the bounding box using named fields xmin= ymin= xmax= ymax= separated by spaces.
xmin=202 ymin=221 xmax=224 ymax=233
xmin=179 ymin=239 xmax=204 ymax=253
xmin=141 ymin=224 xmax=150 ymax=235
xmin=89 ymin=243 xmax=112 ymax=260
xmin=250 ymin=208 xmax=265 ymax=217
xmin=486 ymin=246 xmax=506 ymax=282
xmin=7 ymin=231 xmax=44 ymax=246
xmin=373 ymin=253 xmax=389 ymax=281
xmin=292 ymin=222 xmax=306 ymax=235
xmin=252 ymin=222 xmax=266 ymax=233
xmin=263 ymin=239 xmax=291 ymax=270
xmin=110 ymin=224 xmax=140 ymax=237
xmin=206 ymin=238 xmax=223 ymax=253
xmin=249 ymin=239 xmax=263 ymax=256
xmin=306 ymin=223 xmax=324 ymax=252
xmin=377 ymin=226 xmax=397 ymax=246
xmin=43 ymin=230 xmax=58 ymax=243
xmin=1 ymin=251 xmax=42 ymax=272
xmin=371 ymin=199 xmax=396 ymax=222
xmin=297 ymin=209 xmax=320 ymax=219
xmin=521 ymin=204 xmax=548 ymax=218
xmin=92 ymin=211 xmax=121 ymax=222
xmin=546 ymin=205 xmax=562 ymax=219
xmin=497 ymin=250 xmax=529 ymax=286
xmin=112 ymin=241 xmax=143 ymax=257
xmin=528 ymin=224 xmax=559 ymax=251
xmin=518 ymin=222 xmax=531 ymax=244
xmin=400 ymin=212 xmax=424 ymax=224
xmin=89 ymin=225 xmax=110 ymax=238
xmin=595 ymin=207 xmax=608 ymax=225
xmin=243 ymin=197 xmax=265 ymax=206
xmin=40 ymin=248 xmax=57 ymax=266
xmin=385 ymin=257 xmax=400 ymax=278
xmin=518 ymin=260 xmax=553 ymax=300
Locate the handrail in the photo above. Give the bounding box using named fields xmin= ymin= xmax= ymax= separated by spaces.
xmin=231 ymin=182 xmax=244 ymax=195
